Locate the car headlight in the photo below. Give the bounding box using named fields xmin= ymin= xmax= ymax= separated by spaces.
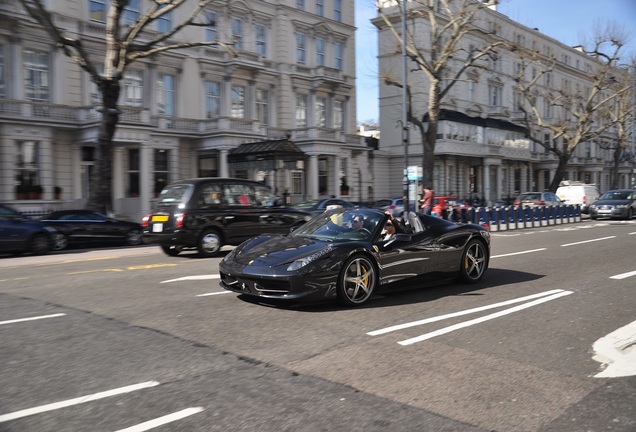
xmin=615 ymin=204 xmax=628 ymax=209
xmin=287 ymin=247 xmax=331 ymax=271
xmin=223 ymin=248 xmax=237 ymax=262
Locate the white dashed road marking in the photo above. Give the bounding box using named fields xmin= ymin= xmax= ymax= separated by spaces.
xmin=561 ymin=236 xmax=616 ymax=247
xmin=0 ymin=313 xmax=66 ymax=326
xmin=113 ymin=407 xmax=205 ymax=432
xmin=0 ymin=381 xmax=160 ymax=423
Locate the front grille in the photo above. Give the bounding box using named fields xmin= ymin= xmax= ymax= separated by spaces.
xmin=221 ymin=272 xmax=291 ymax=295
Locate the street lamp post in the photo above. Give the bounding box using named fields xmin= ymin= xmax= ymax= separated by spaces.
xmin=401 ymin=0 xmax=409 ymax=213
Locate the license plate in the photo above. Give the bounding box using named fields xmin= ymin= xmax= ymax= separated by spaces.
xmin=598 ymin=209 xmax=611 ymax=213
xmin=152 ymin=223 xmax=163 ymax=232
xmin=152 ymin=215 xmax=169 ymax=222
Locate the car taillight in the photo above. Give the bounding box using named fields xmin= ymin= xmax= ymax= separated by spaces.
xmin=175 ymin=213 xmax=185 ymax=229
xmin=513 ymin=200 xmax=520 ymax=206
xmin=537 ymin=200 xmax=545 ymax=205
xmin=141 ymin=213 xmax=151 ymax=228
xmin=387 ymin=205 xmax=396 ymax=210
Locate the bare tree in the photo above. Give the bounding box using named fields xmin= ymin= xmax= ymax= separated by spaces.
xmin=18 ymin=0 xmax=231 ymax=213
xmin=376 ymin=0 xmax=503 ymax=189
xmin=512 ymin=24 xmax=632 ymax=191
xmin=598 ymin=62 xmax=636 ymax=189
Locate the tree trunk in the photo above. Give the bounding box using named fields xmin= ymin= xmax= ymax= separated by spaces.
xmin=87 ymin=80 xmax=120 ymax=213
xmin=548 ymin=154 xmax=572 ymax=192
xmin=610 ymin=147 xmax=623 ymax=190
xmin=421 ymin=81 xmax=441 ymax=189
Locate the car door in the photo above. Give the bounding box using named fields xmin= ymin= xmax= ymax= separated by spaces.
xmin=219 ymin=182 xmax=266 ymax=243
xmin=0 ymin=206 xmax=29 ymax=252
xmin=376 ymin=215 xmax=439 ymax=285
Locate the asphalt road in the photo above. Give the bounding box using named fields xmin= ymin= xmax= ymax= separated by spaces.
xmin=1 ymin=219 xmax=635 ymax=432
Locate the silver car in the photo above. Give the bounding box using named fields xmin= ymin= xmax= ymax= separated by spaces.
xmin=373 ymin=198 xmax=405 ymax=218
xmin=589 ymin=189 xmax=636 ymax=220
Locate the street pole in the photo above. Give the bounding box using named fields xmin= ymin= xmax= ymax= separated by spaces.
xmin=401 ymin=0 xmax=409 ymax=213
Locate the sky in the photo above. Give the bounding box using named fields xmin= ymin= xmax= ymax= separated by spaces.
xmin=354 ymin=0 xmax=636 ymax=124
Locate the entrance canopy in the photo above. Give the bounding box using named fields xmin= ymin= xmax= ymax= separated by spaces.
xmin=228 ymin=138 xmax=305 ymax=171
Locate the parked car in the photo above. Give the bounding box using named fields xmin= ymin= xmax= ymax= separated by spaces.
xmin=588 ymin=189 xmax=636 ymax=220
xmin=40 ymin=210 xmax=143 ymax=250
xmin=142 ymin=178 xmax=313 ymax=257
xmin=289 ymin=198 xmax=360 ymax=215
xmin=219 ymin=208 xmax=490 ymax=306
xmin=556 ymin=181 xmax=600 ymax=214
xmin=373 ymin=198 xmax=405 ymax=218
xmin=513 ymin=192 xmax=563 ymax=207
xmin=0 ymin=203 xmax=57 ymax=255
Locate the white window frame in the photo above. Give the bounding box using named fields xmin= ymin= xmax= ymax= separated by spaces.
xmin=89 ymin=0 xmax=106 ymax=22
xmin=255 ymin=24 xmax=267 ymax=56
xmin=205 ymin=81 xmax=221 ymax=118
xmin=124 ymin=0 xmax=140 ymax=25
xmin=23 ymin=50 xmax=50 ymax=102
xmin=205 ymin=12 xmax=217 ymax=42
xmin=334 ymin=42 xmax=343 ymax=70
xmin=232 ymin=19 xmax=243 ymax=50
xmin=231 ymin=85 xmax=245 ymax=118
xmin=296 ymin=33 xmax=306 ymax=65
xmin=315 ymin=97 xmax=326 ymax=127
xmin=157 ymin=73 xmax=175 ymax=115
xmin=296 ymin=94 xmax=307 ymax=128
xmin=123 ymin=69 xmax=143 ymax=107
xmin=334 ymin=0 xmax=342 ymax=22
xmin=316 ymin=37 xmax=325 ymax=66
xmin=256 ymin=88 xmax=269 ymax=125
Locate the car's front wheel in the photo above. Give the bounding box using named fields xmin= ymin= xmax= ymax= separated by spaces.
xmin=197 ymin=229 xmax=222 ymax=257
xmin=337 ymin=254 xmax=377 ymax=306
xmin=458 ymin=239 xmax=488 ymax=283
xmin=53 ymin=233 xmax=68 ymax=251
xmin=30 ymin=234 xmax=53 ymax=255
xmin=626 ymin=208 xmax=633 ymax=220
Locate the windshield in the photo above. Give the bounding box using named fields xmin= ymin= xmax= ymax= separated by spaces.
xmin=292 ymin=200 xmax=322 ymax=210
xmin=291 ymin=208 xmax=383 ymax=242
xmin=599 ymin=190 xmax=632 ymax=200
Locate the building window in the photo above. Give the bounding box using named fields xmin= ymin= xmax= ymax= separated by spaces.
xmin=16 ymin=141 xmax=40 ymax=194
xmin=123 ymin=69 xmax=143 ymax=106
xmin=296 ymin=0 xmax=305 ymax=10
xmin=467 ymin=80 xmax=475 ymax=101
xmin=157 ymin=74 xmax=175 ymax=115
xmin=154 ymin=149 xmax=169 ymax=197
xmin=488 ymin=83 xmax=501 ymax=106
xmin=513 ymin=91 xmax=522 ymax=112
xmin=334 ymin=42 xmax=343 ymax=70
xmin=205 ymin=12 xmax=217 ymax=42
xmin=296 ymin=94 xmax=307 ymax=128
xmin=318 ymin=158 xmax=328 ymax=194
xmin=296 ymin=33 xmax=306 ymax=64
xmin=316 ymin=0 xmax=324 ymax=16
xmin=315 ymin=97 xmax=326 ymax=127
xmin=0 ymin=45 xmax=4 ymax=97
xmin=316 ymin=38 xmax=325 ymax=66
xmin=24 ymin=50 xmax=50 ymax=102
xmin=543 ymin=98 xmax=552 ymax=118
xmin=333 ymin=99 xmax=343 ymax=130
xmin=89 ymin=0 xmax=106 ymax=22
xmin=128 ymin=149 xmax=140 ymax=197
xmin=198 ymin=155 xmax=218 ymax=177
xmin=205 ymin=81 xmax=221 ymax=118
xmin=255 ymin=24 xmax=267 ymax=56
xmin=157 ymin=6 xmax=172 ymax=33
xmin=334 ymin=0 xmax=342 ymax=21
xmin=232 ymin=19 xmax=243 ymax=50
xmin=256 ymin=89 xmax=269 ymax=125
xmin=231 ymin=85 xmax=245 ymax=118
xmin=124 ymin=0 xmax=140 ymax=25
xmin=81 ymin=146 xmax=95 ymax=199
xmin=292 ymin=171 xmax=302 ymax=195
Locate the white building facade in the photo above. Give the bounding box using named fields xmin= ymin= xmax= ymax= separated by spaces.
xmin=374 ymin=1 xmax=635 ymax=206
xmin=0 ymin=0 xmax=373 ymax=221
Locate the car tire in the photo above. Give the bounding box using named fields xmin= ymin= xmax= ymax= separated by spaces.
xmin=161 ymin=245 xmax=183 ymax=257
xmin=29 ymin=233 xmax=53 ymax=256
xmin=197 ymin=229 xmax=223 ymax=257
xmin=626 ymin=208 xmax=633 ymax=220
xmin=337 ymin=254 xmax=377 ymax=306
xmin=53 ymin=233 xmax=68 ymax=251
xmin=125 ymin=229 xmax=142 ymax=246
xmin=458 ymin=239 xmax=488 ymax=284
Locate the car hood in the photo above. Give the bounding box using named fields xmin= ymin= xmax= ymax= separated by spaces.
xmin=592 ymin=199 xmax=631 ymax=206
xmin=232 ymin=235 xmax=332 ymax=266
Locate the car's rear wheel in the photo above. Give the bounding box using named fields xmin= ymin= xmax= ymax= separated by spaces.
xmin=161 ymin=245 xmax=183 ymax=257
xmin=458 ymin=239 xmax=488 ymax=283
xmin=197 ymin=229 xmax=222 ymax=257
xmin=29 ymin=234 xmax=53 ymax=255
xmin=626 ymin=208 xmax=633 ymax=220
xmin=125 ymin=229 xmax=142 ymax=246
xmin=337 ymin=254 xmax=377 ymax=306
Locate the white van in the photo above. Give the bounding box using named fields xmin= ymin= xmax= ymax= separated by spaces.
xmin=556 ymin=181 xmax=600 ymax=214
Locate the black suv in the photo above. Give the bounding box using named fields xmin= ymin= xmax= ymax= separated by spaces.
xmin=141 ymin=178 xmax=313 ymax=257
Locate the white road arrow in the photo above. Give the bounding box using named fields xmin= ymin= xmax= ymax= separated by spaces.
xmin=592 ymin=320 xmax=636 ymax=378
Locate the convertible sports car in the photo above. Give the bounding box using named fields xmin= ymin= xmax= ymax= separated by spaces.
xmin=219 ymin=208 xmax=490 ymax=306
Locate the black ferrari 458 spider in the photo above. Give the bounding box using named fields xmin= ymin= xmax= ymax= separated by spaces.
xmin=219 ymin=208 xmax=490 ymax=306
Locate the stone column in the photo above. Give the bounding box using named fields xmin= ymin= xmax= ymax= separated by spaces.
xmin=307 ymin=154 xmax=319 ymax=199
xmin=139 ymin=143 xmax=151 ymax=216
xmin=219 ymin=148 xmax=229 ymax=178
xmin=333 ymin=155 xmax=341 ymax=198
